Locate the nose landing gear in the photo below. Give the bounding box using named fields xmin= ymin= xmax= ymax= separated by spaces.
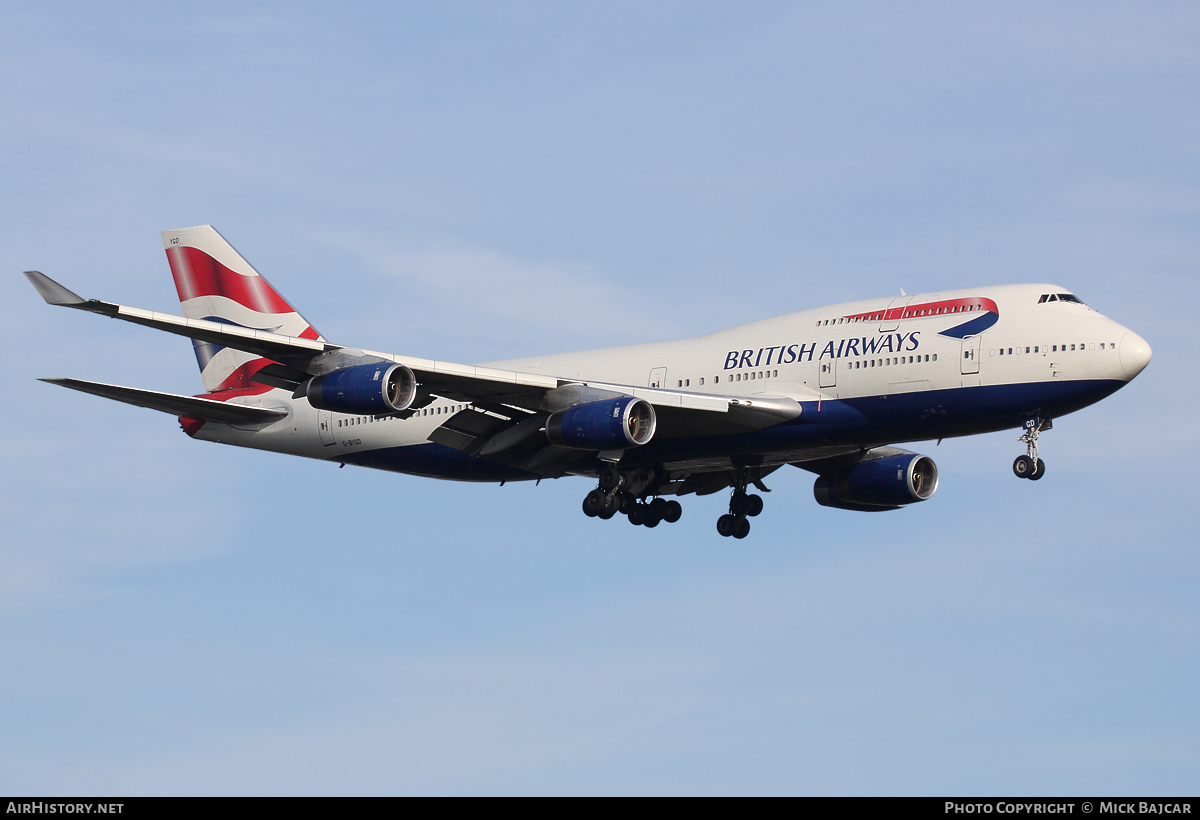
xmin=1013 ymin=416 xmax=1050 ymax=480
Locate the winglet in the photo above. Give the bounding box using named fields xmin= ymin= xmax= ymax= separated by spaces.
xmin=24 ymin=271 xmax=86 ymax=306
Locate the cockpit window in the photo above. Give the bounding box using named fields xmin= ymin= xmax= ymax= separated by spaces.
xmin=1039 ymin=293 xmax=1085 ymax=305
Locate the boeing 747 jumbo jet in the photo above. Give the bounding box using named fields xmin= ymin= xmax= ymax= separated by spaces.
xmin=26 ymin=226 xmax=1151 ymax=538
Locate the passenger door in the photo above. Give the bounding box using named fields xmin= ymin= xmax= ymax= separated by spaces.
xmin=961 ymin=336 xmax=980 ymax=375
xmin=880 ymin=295 xmax=913 ymax=332
xmin=819 ymin=359 xmax=837 ymax=388
xmin=318 ymin=410 xmax=337 ymax=447
xmin=648 ymin=367 xmax=667 ymax=388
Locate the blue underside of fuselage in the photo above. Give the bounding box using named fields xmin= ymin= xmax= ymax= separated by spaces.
xmin=337 ymin=378 xmax=1127 ymax=481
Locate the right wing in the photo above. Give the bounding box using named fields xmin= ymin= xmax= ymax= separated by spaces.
xmin=24 ymin=270 xmax=558 ymax=399
xmin=27 ymin=271 xmax=803 ymax=468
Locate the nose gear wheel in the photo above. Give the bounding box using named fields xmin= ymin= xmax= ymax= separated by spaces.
xmin=1014 ymin=417 xmax=1051 ymax=480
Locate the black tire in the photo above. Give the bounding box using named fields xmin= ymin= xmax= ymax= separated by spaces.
xmin=583 ymin=488 xmax=606 ymax=517
xmin=730 ymin=493 xmax=749 ymax=516
xmin=618 ymin=492 xmax=636 ymax=513
xmin=733 ymin=517 xmax=751 ymax=539
xmin=716 ymin=514 xmax=737 ymax=537
xmin=1013 ymin=455 xmax=1034 ymax=478
xmin=663 ymin=500 xmax=682 ymax=524
xmin=649 ymin=498 xmax=668 ymax=519
xmin=628 ymin=505 xmax=645 ymax=526
xmin=745 ymin=494 xmax=763 ymax=517
xmin=643 ymin=513 xmax=660 ymax=528
xmin=599 ymin=465 xmax=623 ymax=492
xmin=1029 ymin=458 xmax=1046 ymax=480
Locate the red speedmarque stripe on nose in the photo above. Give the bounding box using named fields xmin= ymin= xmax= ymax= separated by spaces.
xmin=167 ymin=246 xmax=296 ymax=315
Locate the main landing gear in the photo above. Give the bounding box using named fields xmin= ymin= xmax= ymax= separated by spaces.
xmin=1013 ymin=416 xmax=1051 ymax=481
xmin=581 ymin=465 xmax=683 ymax=528
xmin=716 ymin=470 xmax=765 ymax=539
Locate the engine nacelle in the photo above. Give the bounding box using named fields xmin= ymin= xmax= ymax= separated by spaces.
xmin=813 ymin=453 xmax=938 ymax=512
xmin=545 ymin=397 xmax=656 ymax=450
xmin=305 ymin=363 xmax=417 ymax=415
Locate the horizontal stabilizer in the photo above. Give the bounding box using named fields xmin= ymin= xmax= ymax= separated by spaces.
xmin=24 ymin=271 xmax=87 ymax=306
xmin=41 ymin=378 xmax=288 ymax=425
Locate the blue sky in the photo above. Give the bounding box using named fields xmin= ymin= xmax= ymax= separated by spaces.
xmin=1 ymin=2 xmax=1197 ymax=795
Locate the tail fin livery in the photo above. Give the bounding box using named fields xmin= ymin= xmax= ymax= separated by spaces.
xmin=161 ymin=226 xmax=323 ymax=393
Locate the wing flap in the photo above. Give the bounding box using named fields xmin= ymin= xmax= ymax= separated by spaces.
xmin=41 ymin=378 xmax=287 ymax=425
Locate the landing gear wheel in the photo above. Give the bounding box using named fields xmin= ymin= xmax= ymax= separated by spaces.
xmin=745 ymin=494 xmax=763 ymax=517
xmin=618 ymin=492 xmax=636 ymax=514
xmin=663 ymin=500 xmax=682 ymax=523
xmin=649 ymin=498 xmax=668 ymax=520
xmin=1015 ymin=416 xmax=1051 ymax=481
xmin=643 ymin=510 xmax=660 ymax=528
xmin=717 ymin=514 xmax=737 ymax=537
xmin=598 ymin=465 xmax=624 ymax=492
xmin=583 ymin=488 xmax=606 ymax=516
xmin=1013 ymin=455 xmax=1035 ymax=479
xmin=628 ymin=505 xmax=645 ymax=526
xmin=733 ymin=517 xmax=751 ymax=539
xmin=730 ymin=493 xmax=749 ymax=516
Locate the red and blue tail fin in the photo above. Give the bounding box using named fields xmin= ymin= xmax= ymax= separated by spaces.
xmin=161 ymin=225 xmax=323 ymax=393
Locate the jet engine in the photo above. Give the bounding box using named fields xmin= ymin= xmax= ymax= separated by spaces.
xmin=545 ymin=396 xmax=656 ymax=450
xmin=305 ymin=363 xmax=417 ymax=415
xmin=813 ymin=453 xmax=938 ymax=512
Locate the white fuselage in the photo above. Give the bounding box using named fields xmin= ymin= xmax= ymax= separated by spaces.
xmin=192 ymin=283 xmax=1150 ymax=480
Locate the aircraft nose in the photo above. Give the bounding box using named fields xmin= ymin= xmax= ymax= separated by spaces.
xmin=1118 ymin=331 xmax=1152 ymax=379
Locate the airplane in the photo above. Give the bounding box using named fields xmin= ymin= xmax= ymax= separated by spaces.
xmin=25 ymin=225 xmax=1152 ymax=539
